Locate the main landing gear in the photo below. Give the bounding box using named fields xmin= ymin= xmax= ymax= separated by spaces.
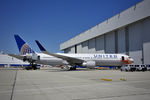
xmin=25 ymin=63 xmax=37 ymax=70
xmin=62 ymin=65 xmax=76 ymax=71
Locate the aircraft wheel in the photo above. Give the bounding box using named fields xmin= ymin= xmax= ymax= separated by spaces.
xmin=33 ymin=64 xmax=37 ymax=70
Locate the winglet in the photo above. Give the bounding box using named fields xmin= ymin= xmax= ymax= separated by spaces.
xmin=35 ymin=40 xmax=46 ymax=52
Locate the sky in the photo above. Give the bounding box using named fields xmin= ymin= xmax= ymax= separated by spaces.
xmin=0 ymin=0 xmax=142 ymax=54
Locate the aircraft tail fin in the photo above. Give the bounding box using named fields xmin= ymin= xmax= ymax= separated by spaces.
xmin=35 ymin=40 xmax=47 ymax=52
xmin=14 ymin=34 xmax=35 ymax=55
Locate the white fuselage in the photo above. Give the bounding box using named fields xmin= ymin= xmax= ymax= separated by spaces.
xmin=35 ymin=53 xmax=133 ymax=67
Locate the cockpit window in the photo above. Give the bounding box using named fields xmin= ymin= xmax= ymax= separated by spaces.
xmin=128 ymin=56 xmax=131 ymax=58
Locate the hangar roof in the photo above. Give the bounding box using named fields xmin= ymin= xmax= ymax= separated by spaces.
xmin=60 ymin=0 xmax=150 ymax=50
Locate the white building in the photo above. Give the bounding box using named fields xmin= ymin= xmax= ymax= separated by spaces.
xmin=0 ymin=52 xmax=29 ymax=67
xmin=60 ymin=0 xmax=150 ymax=64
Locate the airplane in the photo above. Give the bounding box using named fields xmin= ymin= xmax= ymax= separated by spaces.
xmin=9 ymin=34 xmax=134 ymax=70
xmin=35 ymin=40 xmax=134 ymax=70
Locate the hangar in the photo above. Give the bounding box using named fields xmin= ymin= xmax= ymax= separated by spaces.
xmin=60 ymin=0 xmax=150 ymax=65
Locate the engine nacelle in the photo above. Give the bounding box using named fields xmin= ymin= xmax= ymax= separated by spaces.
xmin=82 ymin=61 xmax=96 ymax=68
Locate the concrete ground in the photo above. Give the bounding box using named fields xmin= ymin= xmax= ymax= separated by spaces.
xmin=0 ymin=68 xmax=150 ymax=100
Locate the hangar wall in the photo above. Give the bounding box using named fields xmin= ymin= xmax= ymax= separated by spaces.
xmin=61 ymin=0 xmax=150 ymax=65
xmin=64 ymin=48 xmax=71 ymax=53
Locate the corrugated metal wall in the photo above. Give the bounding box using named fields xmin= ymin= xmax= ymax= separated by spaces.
xmin=118 ymin=28 xmax=126 ymax=53
xmin=82 ymin=41 xmax=88 ymax=53
xmin=129 ymin=21 xmax=143 ymax=64
xmin=143 ymin=18 xmax=150 ymax=64
xmin=95 ymin=35 xmax=105 ymax=53
xmin=105 ymin=32 xmax=115 ymax=53
xmin=70 ymin=46 xmax=75 ymax=53
xmin=88 ymin=38 xmax=95 ymax=53
xmin=77 ymin=44 xmax=82 ymax=53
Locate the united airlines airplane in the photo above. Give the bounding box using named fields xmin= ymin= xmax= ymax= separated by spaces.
xmin=9 ymin=35 xmax=134 ymax=70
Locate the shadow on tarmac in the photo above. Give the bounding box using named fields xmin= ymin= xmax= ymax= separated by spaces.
xmin=43 ymin=68 xmax=97 ymax=72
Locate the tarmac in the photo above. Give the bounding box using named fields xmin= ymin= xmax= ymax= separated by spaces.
xmin=0 ymin=68 xmax=150 ymax=100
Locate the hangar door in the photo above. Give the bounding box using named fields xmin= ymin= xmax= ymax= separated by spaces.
xmin=96 ymin=35 xmax=105 ymax=53
xmin=129 ymin=22 xmax=143 ymax=64
xmin=143 ymin=18 xmax=150 ymax=64
xmin=118 ymin=28 xmax=126 ymax=54
xmin=88 ymin=38 xmax=95 ymax=53
xmin=105 ymin=32 xmax=115 ymax=53
xmin=82 ymin=41 xmax=88 ymax=53
xmin=77 ymin=44 xmax=82 ymax=53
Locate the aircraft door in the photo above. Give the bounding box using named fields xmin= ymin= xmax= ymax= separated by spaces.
xmin=122 ymin=56 xmax=125 ymax=60
xmin=38 ymin=56 xmax=40 ymax=60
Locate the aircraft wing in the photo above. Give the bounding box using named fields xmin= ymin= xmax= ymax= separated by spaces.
xmin=35 ymin=40 xmax=84 ymax=64
xmin=8 ymin=54 xmax=24 ymax=60
xmin=44 ymin=51 xmax=83 ymax=64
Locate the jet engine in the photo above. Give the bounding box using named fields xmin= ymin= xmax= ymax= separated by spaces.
xmin=82 ymin=61 xmax=96 ymax=68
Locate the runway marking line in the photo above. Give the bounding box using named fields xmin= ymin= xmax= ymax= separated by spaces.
xmin=101 ymin=78 xmax=112 ymax=81
xmin=120 ymin=78 xmax=127 ymax=81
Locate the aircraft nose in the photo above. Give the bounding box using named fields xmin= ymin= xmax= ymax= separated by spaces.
xmin=130 ymin=58 xmax=134 ymax=63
